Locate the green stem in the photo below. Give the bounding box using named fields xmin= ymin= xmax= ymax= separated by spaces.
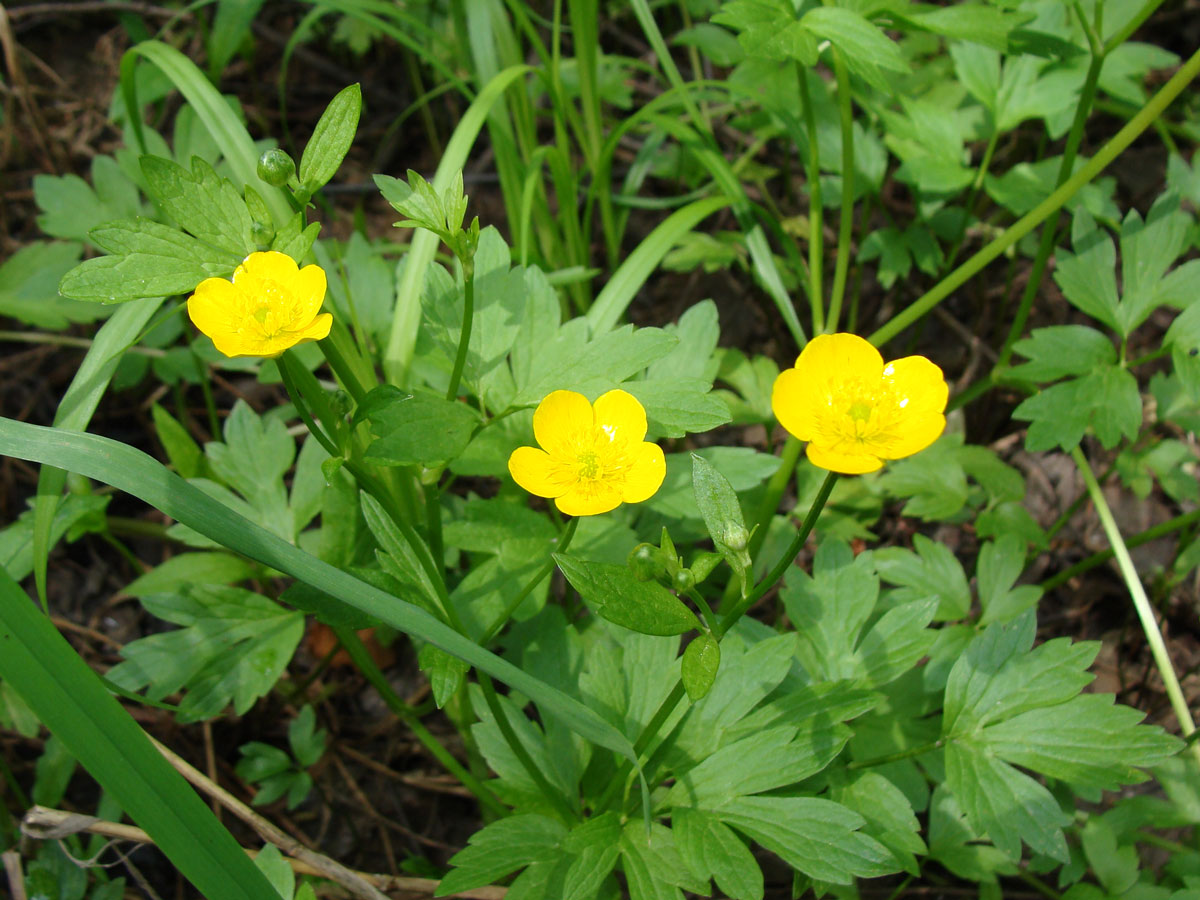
xmin=1104 ymin=0 xmax=1163 ymax=53
xmin=480 ymin=516 xmax=579 ymax=646
xmin=686 ymin=587 xmax=721 ymax=635
xmin=634 ymin=681 xmax=686 ymax=758
xmin=424 ymin=482 xmax=444 ymax=578
xmin=826 ymin=48 xmax=855 ymax=334
xmin=718 ymin=470 xmax=839 ymax=637
xmin=1071 ymin=447 xmax=1200 ymax=767
xmin=195 ymin=351 xmax=222 ymax=440
xmin=322 ymin=318 xmax=375 ymax=405
xmin=870 ymin=40 xmax=1200 ymax=349
xmin=446 ymin=259 xmax=475 ymax=401
xmin=798 ymin=63 xmax=824 ymax=336
xmin=994 ymin=46 xmax=1106 ymax=370
xmin=477 ymin=673 xmax=577 ymax=822
xmin=333 ymin=627 xmax=508 ymax=818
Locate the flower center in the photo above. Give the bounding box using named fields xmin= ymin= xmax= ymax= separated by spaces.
xmin=847 ymin=401 xmax=873 ymax=423
xmin=576 ymin=449 xmax=601 ymax=480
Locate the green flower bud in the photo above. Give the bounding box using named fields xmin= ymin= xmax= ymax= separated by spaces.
xmin=722 ymin=523 xmax=750 ymax=552
xmin=628 ymin=543 xmax=665 ymax=582
xmin=250 ymin=220 xmax=275 ymax=246
xmin=672 ymin=569 xmax=695 ymax=593
xmin=257 ymin=149 xmax=296 ymax=187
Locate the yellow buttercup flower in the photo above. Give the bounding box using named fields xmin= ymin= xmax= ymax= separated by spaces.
xmin=508 ymin=389 xmax=667 ymax=516
xmin=772 ymin=333 xmax=948 ymax=475
xmin=187 ymin=251 xmax=332 ymax=358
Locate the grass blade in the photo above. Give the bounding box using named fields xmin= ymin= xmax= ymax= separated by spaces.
xmin=0 ymin=567 xmax=278 ymax=900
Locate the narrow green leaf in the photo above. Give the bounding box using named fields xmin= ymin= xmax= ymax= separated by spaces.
xmin=298 ymin=83 xmax=362 ymax=192
xmin=554 ymin=554 xmax=700 ymax=636
xmin=681 ymin=633 xmax=720 ymax=701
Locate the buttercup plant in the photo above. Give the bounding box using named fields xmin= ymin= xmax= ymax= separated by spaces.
xmin=1 ymin=5 xmax=1199 ymax=900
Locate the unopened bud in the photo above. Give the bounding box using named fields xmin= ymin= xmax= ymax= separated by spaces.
xmin=722 ymin=523 xmax=749 ymax=552
xmin=257 ymin=149 xmax=296 ymax=187
xmin=628 ymin=543 xmax=664 ymax=582
xmin=672 ymin=569 xmax=695 ymax=593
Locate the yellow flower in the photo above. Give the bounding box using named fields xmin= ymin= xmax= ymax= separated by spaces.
xmin=508 ymin=389 xmax=667 ymax=516
xmin=772 ymin=333 xmax=948 ymax=475
xmin=187 ymin=251 xmax=332 ymax=358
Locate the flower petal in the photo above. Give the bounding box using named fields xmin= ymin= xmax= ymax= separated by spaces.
xmin=292 ymin=264 xmax=328 ymax=322
xmin=795 ymin=333 xmax=884 ymax=383
xmin=556 ymin=480 xmax=622 ymax=516
xmin=187 ymin=276 xmax=238 ymax=341
xmin=877 ymin=355 xmax=948 ymax=460
xmin=533 ymin=390 xmax=594 ymax=456
xmin=771 ymin=365 xmax=819 ymax=442
xmin=620 ymin=441 xmax=666 ymax=504
xmin=593 ymin=389 xmax=648 ymax=445
xmin=236 ymin=250 xmax=298 ymax=285
xmin=806 ymin=442 xmax=883 ymax=475
xmin=294 ymin=312 xmax=333 ymax=344
xmin=509 ymin=446 xmax=574 ymax=499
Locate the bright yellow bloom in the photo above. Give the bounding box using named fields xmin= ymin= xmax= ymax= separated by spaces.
xmin=508 ymin=389 xmax=667 ymax=516
xmin=772 ymin=333 xmax=948 ymax=475
xmin=187 ymin=251 xmax=332 ymax=358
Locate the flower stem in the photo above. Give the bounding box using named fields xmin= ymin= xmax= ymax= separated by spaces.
xmin=480 ymin=516 xmax=579 ymax=647
xmin=798 ymin=63 xmax=824 ymax=336
xmin=446 ymin=259 xmax=475 ymax=402
xmin=869 ymin=39 xmax=1200 ymax=349
xmin=1071 ymin=446 xmax=1200 ymax=767
xmin=826 ymin=48 xmax=855 ymax=334
xmin=333 ymin=626 xmax=508 ymax=818
xmin=846 ymin=739 xmax=943 ymax=770
xmin=717 ymin=469 xmax=839 ymax=638
xmin=1041 ymin=508 xmax=1200 ymax=592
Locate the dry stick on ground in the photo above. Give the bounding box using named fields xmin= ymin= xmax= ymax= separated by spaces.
xmin=20 ymin=806 xmax=507 ymax=899
xmin=2 ymin=849 xmax=28 ymax=900
xmin=149 ymin=738 xmax=393 ymax=900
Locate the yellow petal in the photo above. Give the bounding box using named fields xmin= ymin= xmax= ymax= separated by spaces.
xmin=187 ymin=277 xmax=238 ymax=340
xmin=795 ymin=333 xmax=884 ymax=382
xmin=533 ymin=390 xmax=594 ymax=456
xmin=509 ymin=446 xmax=574 ymax=499
xmin=556 ymin=480 xmax=622 ymax=516
xmin=620 ymin=441 xmax=666 ymax=504
xmin=236 ymin=250 xmax=298 ymax=286
xmin=593 ymin=389 xmax=648 ymax=444
xmin=209 ymin=331 xmax=252 ymax=359
xmin=294 ymin=312 xmax=333 ymax=344
xmin=877 ymin=355 xmax=948 ymax=460
xmin=771 ymin=366 xmax=818 ymax=441
xmin=806 ymin=442 xmax=883 ymax=475
xmin=292 ymin=264 xmax=328 ymax=323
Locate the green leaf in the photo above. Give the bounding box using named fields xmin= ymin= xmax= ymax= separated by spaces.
xmin=894 ymin=5 xmax=1029 ymax=50
xmin=0 ymin=242 xmax=108 ymax=329
xmin=252 ymin=843 xmax=294 ymax=900
xmin=977 ymin=535 xmax=1042 ymax=625
xmin=0 ymin=567 xmax=280 ymax=900
xmin=1080 ymin=818 xmax=1140 ymax=896
xmin=717 ymin=796 xmax=895 ymax=884
xmin=692 ymin=453 xmax=752 ymax=589
xmin=151 ymin=403 xmax=204 ymax=478
xmin=554 ymin=554 xmax=700 ymax=636
xmin=418 ymin=642 xmax=470 ymax=709
xmin=60 ymin=218 xmax=240 ymax=303
xmin=1013 ymin=365 xmax=1142 ymax=452
xmin=437 ymin=815 xmax=567 ymax=895
xmin=800 ymin=7 xmax=907 ymax=91
xmin=363 ymin=388 xmax=481 ymax=467
xmin=562 ymin=813 xmax=622 ymax=900
xmin=646 ymin=448 xmax=779 ymax=520
xmin=140 ymin=155 xmax=256 ymax=257
xmin=107 ymin=584 xmax=304 ymax=722
xmin=877 ymin=434 xmax=969 ymax=521
xmin=298 ymin=83 xmax=361 ymax=192
xmin=624 ymin=379 xmax=731 ymax=439
xmin=673 ymin=807 xmax=763 ymax=900
xmin=34 ymin=155 xmax=143 ymax=245
xmin=123 ymin=552 xmax=256 ymax=596
xmin=207 ymin=0 xmax=267 ymax=78
xmin=673 ymin=23 xmax=745 ymax=67
xmin=1007 ymin=325 xmax=1116 ymax=383
xmin=681 ymin=634 xmax=721 ymax=702
xmin=620 ymin=821 xmax=710 ymax=900
xmin=927 ymin=785 xmax=1017 ymax=882
xmin=874 ymin=534 xmax=971 ymax=621
xmin=1 ymin=494 xmax=109 ymax=581
xmin=833 ymin=770 xmax=926 ymax=876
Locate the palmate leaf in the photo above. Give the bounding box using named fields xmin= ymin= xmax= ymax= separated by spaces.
xmin=107 ymin=584 xmax=304 ymax=723
xmin=942 ymin=612 xmax=1182 ymax=860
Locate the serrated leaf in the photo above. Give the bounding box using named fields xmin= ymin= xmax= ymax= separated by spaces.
xmin=1008 ymin=325 xmax=1116 ymax=383
xmin=874 ymin=534 xmax=971 ymax=621
xmin=977 ymin=535 xmax=1042 ymax=625
xmin=620 ymin=821 xmax=710 ymax=900
xmin=107 ymin=584 xmax=303 ymax=722
xmin=833 ymin=771 xmax=926 ymax=876
xmin=673 ymin=807 xmax=763 ymax=900
xmin=298 ymin=83 xmax=361 ymax=192
xmin=801 ymin=7 xmax=908 ymax=91
xmin=60 ymin=218 xmax=240 ymax=303
xmin=624 ymin=379 xmax=730 ymax=439
xmin=418 ymin=642 xmax=469 ymax=708
xmin=0 ymin=241 xmax=107 ymax=329
xmin=555 ymin=554 xmax=700 ymax=636
xmin=1014 ymin=366 xmax=1142 ymax=452
xmin=123 ymin=552 xmax=256 ymax=596
xmin=140 ymin=155 xmax=256 ymax=257
xmin=437 ymin=815 xmax=566 ymax=895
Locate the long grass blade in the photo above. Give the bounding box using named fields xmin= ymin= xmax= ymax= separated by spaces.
xmin=0 ymin=568 xmax=278 ymax=900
